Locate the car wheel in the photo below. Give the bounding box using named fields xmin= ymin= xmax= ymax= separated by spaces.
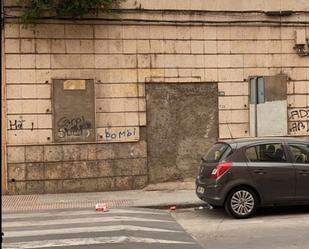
xmin=225 ymin=187 xmax=258 ymax=219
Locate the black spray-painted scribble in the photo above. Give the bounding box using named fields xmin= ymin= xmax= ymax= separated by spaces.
xmin=289 ymin=109 xmax=309 ymax=120
xmin=104 ymin=128 xmax=137 ymax=141
xmin=9 ymin=119 xmax=25 ymax=130
xmin=289 ymin=121 xmax=309 ymax=133
xmin=289 ymin=109 xmax=309 ymax=134
xmin=9 ymin=119 xmax=35 ymax=131
xmin=57 ymin=116 xmax=92 ymax=138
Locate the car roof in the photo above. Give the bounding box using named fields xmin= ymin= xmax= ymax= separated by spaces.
xmin=218 ymin=137 xmax=309 ymax=148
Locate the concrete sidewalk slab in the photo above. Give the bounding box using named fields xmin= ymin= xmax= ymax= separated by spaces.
xmin=2 ymin=181 xmax=204 ymax=213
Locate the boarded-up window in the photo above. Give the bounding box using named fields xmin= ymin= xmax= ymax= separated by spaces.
xmin=53 ymin=79 xmax=95 ymax=143
xmin=249 ymin=75 xmax=288 ymax=137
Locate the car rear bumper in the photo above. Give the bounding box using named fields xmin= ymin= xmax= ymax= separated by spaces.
xmin=195 ymin=176 xmax=225 ymax=206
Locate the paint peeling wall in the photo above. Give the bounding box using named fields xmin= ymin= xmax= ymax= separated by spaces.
xmin=3 ymin=0 xmax=309 ymax=193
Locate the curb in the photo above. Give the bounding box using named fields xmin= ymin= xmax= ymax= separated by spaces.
xmin=138 ymin=202 xmax=205 ymax=210
xmin=2 ymin=202 xmax=205 ymax=213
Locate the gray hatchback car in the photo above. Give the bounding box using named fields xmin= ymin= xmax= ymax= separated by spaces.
xmin=196 ymin=137 xmax=309 ymax=218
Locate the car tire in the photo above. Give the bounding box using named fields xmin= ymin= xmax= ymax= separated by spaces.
xmin=225 ymin=187 xmax=258 ymax=219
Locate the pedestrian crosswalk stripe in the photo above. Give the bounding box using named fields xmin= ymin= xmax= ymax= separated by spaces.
xmin=4 ymin=225 xmax=184 ymax=238
xmin=2 ymin=209 xmax=168 ymax=219
xmin=3 ymin=236 xmax=195 ymax=248
xmin=4 ymin=215 xmax=173 ymax=228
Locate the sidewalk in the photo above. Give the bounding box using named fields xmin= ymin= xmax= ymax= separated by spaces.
xmin=2 ymin=180 xmax=204 ymax=213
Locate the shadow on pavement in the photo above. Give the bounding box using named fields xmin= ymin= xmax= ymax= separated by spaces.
xmin=256 ymin=205 xmax=309 ymax=217
xmin=191 ymin=204 xmax=309 ymax=219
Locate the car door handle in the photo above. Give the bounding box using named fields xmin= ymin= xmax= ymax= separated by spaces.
xmin=253 ymin=169 xmax=266 ymax=175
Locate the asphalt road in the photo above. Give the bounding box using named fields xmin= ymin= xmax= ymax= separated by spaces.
xmin=173 ymin=205 xmax=309 ymax=249
xmin=2 ymin=207 xmax=203 ymax=249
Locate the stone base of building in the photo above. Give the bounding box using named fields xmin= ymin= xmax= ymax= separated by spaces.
xmin=6 ymin=141 xmax=148 ymax=194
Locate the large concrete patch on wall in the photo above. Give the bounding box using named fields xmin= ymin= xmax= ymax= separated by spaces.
xmin=146 ymin=83 xmax=218 ymax=183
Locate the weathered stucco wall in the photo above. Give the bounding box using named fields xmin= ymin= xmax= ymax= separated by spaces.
xmin=3 ymin=0 xmax=309 ymax=193
xmin=146 ymin=83 xmax=218 ymax=183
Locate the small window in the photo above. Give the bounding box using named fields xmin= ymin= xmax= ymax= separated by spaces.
xmin=203 ymin=143 xmax=231 ymax=163
xmin=288 ymin=143 xmax=309 ymax=164
xmin=246 ymin=143 xmax=286 ymax=163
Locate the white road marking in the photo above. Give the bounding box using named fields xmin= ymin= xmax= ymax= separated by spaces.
xmin=3 ymin=236 xmax=195 ymax=248
xmin=2 ymin=209 xmax=168 ymax=219
xmin=3 ymin=216 xmax=172 ymax=228
xmin=4 ymin=225 xmax=183 ymax=238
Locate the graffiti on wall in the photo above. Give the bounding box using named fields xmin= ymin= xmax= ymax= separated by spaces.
xmin=288 ymin=109 xmax=309 ymax=135
xmin=289 ymin=121 xmax=308 ymax=133
xmin=9 ymin=117 xmax=34 ymax=131
xmin=100 ymin=127 xmax=139 ymax=142
xmin=9 ymin=119 xmax=25 ymax=130
xmin=57 ymin=116 xmax=92 ymax=138
xmin=289 ymin=109 xmax=309 ymax=120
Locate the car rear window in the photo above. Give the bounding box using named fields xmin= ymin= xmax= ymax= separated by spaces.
xmin=246 ymin=143 xmax=286 ymax=162
xmin=203 ymin=143 xmax=231 ymax=163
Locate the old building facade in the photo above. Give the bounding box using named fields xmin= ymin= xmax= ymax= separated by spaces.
xmin=2 ymin=0 xmax=309 ymax=194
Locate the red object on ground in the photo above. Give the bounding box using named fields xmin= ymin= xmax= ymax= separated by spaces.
xmin=95 ymin=203 xmax=108 ymax=212
xmin=169 ymin=205 xmax=176 ymax=211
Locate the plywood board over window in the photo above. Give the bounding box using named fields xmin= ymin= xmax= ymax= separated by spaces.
xmin=52 ymin=79 xmax=95 ymax=143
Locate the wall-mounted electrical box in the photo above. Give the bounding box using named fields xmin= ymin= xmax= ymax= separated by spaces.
xmin=294 ymin=29 xmax=309 ymax=56
xmin=295 ymin=30 xmax=306 ymax=45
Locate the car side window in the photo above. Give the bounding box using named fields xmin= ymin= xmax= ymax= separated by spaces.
xmin=246 ymin=143 xmax=286 ymax=163
xmin=288 ymin=143 xmax=309 ymax=164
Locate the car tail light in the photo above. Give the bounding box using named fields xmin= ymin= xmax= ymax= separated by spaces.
xmin=209 ymin=162 xmax=232 ymax=179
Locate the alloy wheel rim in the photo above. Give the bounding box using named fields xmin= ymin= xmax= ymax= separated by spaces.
xmin=231 ymin=190 xmax=254 ymax=216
